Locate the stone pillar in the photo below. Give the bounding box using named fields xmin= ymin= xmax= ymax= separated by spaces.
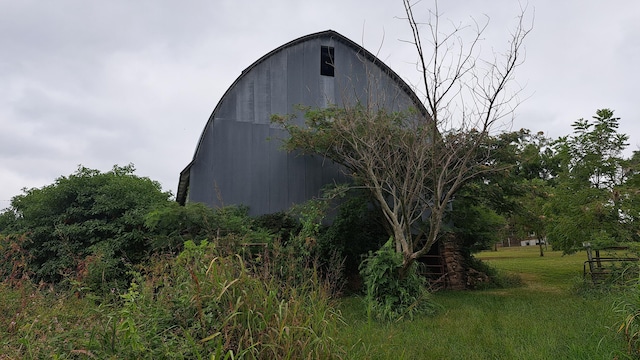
xmin=440 ymin=237 xmax=466 ymax=290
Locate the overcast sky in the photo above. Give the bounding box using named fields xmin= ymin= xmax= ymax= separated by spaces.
xmin=1 ymin=0 xmax=639 ymax=209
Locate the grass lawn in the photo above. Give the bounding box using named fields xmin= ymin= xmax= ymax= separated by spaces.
xmin=335 ymin=246 xmax=630 ymax=359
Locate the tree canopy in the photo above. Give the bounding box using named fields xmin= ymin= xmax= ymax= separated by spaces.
xmin=545 ymin=109 xmax=638 ymax=252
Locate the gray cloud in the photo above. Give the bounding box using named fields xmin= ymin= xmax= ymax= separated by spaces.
xmin=1 ymin=0 xmax=639 ymax=208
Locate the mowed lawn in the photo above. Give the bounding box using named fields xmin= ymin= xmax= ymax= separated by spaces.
xmin=335 ymin=246 xmax=629 ymax=359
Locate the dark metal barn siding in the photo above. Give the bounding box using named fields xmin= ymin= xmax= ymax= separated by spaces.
xmin=178 ymin=30 xmax=427 ymax=216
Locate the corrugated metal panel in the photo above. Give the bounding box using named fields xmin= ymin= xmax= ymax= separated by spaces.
xmin=235 ymin=76 xmax=254 ymax=122
xmin=249 ymin=124 xmax=270 ymax=214
xmin=302 ymin=39 xmax=321 ymax=108
xmin=210 ymin=119 xmax=233 ymax=206
xmin=286 ymin=41 xmax=305 ymax=123
xmin=269 ymin=52 xmax=288 ymax=125
xmin=178 ymin=30 xmax=428 ymax=216
xmin=253 ymin=61 xmax=271 ymax=124
xmin=267 ymin=126 xmax=289 ymax=213
xmin=215 ymin=91 xmax=235 ymax=124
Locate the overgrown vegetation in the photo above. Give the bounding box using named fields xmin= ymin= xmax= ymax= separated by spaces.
xmin=616 ymin=270 xmax=640 ymax=357
xmin=0 ymin=164 xmax=356 ymax=358
xmin=547 ymin=109 xmax=639 ymax=253
xmin=0 ymin=219 xmax=345 ymax=359
xmin=0 ymin=164 xmax=171 ymax=291
xmin=1 ymin=141 xmax=640 ymax=358
xmin=359 ymin=239 xmax=437 ymax=321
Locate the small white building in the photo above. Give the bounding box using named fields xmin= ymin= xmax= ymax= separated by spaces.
xmin=521 ymin=239 xmax=546 ymax=246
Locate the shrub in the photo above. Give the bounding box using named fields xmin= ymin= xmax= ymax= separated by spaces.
xmin=0 ymin=234 xmax=32 ymax=286
xmin=253 ymin=211 xmax=301 ymax=244
xmin=2 ymin=164 xmax=170 ymax=285
xmin=0 ymin=237 xmax=346 ymax=359
xmin=319 ymin=192 xmax=388 ymax=279
xmin=144 ymin=202 xmax=267 ymax=253
xmin=359 ymin=239 xmax=438 ymax=321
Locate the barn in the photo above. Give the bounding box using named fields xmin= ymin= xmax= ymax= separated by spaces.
xmin=176 ymin=30 xmax=427 ymax=215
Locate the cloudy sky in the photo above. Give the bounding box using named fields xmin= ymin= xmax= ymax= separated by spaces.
xmin=1 ymin=0 xmax=639 ymax=209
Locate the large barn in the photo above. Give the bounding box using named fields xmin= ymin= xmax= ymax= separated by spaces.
xmin=177 ymin=30 xmax=427 ymax=215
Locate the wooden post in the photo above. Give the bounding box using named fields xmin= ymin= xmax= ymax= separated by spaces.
xmin=584 ymin=243 xmax=595 ymax=276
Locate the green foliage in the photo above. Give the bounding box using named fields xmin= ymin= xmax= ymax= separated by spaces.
xmin=144 ymin=202 xmax=267 ymax=253
xmin=0 ymin=238 xmax=345 ymax=359
xmin=269 ymin=195 xmax=347 ymax=295
xmin=319 ymin=191 xmax=388 ymax=277
xmin=0 ymin=234 xmax=32 ymax=285
xmin=2 ymin=164 xmax=170 ymax=288
xmin=564 ymin=109 xmax=629 ymax=189
xmin=144 ymin=202 xmax=217 ymax=252
xmin=359 ymin=239 xmax=436 ymax=321
xmin=447 ymin=190 xmax=507 ymax=254
xmin=0 ymin=208 xmax=18 ymax=234
xmin=459 ymin=129 xmax=556 ymax=254
xmin=613 ymin=270 xmax=640 ymax=358
xmin=253 ymin=211 xmax=301 ymax=244
xmin=547 ymin=109 xmax=636 ymax=253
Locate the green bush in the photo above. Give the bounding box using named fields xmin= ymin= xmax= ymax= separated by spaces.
xmin=319 ymin=192 xmax=387 ymax=278
xmin=359 ymin=239 xmax=437 ymax=321
xmin=144 ymin=202 xmax=270 ymax=253
xmin=2 ymin=164 xmax=170 ymax=285
xmin=253 ymin=211 xmax=301 ymax=244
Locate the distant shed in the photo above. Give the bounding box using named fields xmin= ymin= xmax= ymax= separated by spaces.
xmin=177 ymin=30 xmax=427 ymax=215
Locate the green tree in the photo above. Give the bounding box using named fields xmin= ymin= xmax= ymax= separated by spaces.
xmin=445 ymin=130 xmax=532 ymax=254
xmin=546 ymin=109 xmax=634 ymax=252
xmin=508 ymin=178 xmax=552 ymax=256
xmin=2 ymin=164 xmax=170 ymax=286
xmin=618 ymin=151 xmax=640 ymax=242
xmin=498 ymin=130 xmax=558 ymax=256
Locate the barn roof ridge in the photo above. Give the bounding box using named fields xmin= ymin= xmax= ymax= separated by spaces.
xmin=236 ymin=29 xmax=426 ymax=116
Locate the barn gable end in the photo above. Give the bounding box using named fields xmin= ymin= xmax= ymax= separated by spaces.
xmin=177 ymin=30 xmax=427 ymax=215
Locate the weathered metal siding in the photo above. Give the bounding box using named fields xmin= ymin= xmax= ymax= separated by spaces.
xmin=183 ymin=31 xmax=424 ymax=216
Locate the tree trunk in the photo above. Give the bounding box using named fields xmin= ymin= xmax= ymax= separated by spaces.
xmin=538 ymin=238 xmax=544 ymax=257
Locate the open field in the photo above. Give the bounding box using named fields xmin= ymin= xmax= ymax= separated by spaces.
xmin=335 ymin=246 xmax=629 ymax=359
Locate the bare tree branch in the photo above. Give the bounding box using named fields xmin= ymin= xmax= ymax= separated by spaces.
xmin=274 ymin=1 xmax=532 ymax=274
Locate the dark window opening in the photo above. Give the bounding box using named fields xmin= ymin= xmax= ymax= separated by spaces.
xmin=321 ymin=46 xmax=335 ymax=77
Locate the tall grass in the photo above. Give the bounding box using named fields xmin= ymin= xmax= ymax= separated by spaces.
xmin=0 ymin=238 xmax=345 ymax=359
xmin=2 ymin=244 xmax=633 ymax=359
xmin=335 ymin=246 xmax=628 ymax=359
xmin=612 ymin=262 xmax=640 ymax=357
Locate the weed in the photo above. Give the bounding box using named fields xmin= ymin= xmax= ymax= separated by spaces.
xmin=359 ymin=239 xmax=438 ymax=321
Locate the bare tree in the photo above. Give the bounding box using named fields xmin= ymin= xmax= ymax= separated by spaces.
xmin=397 ymin=0 xmax=532 ymax=267
xmin=274 ymin=1 xmax=532 ymax=275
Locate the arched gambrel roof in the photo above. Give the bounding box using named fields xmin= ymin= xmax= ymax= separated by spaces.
xmin=177 ymin=30 xmax=428 ymax=212
xmin=233 ymin=29 xmax=428 ymax=116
